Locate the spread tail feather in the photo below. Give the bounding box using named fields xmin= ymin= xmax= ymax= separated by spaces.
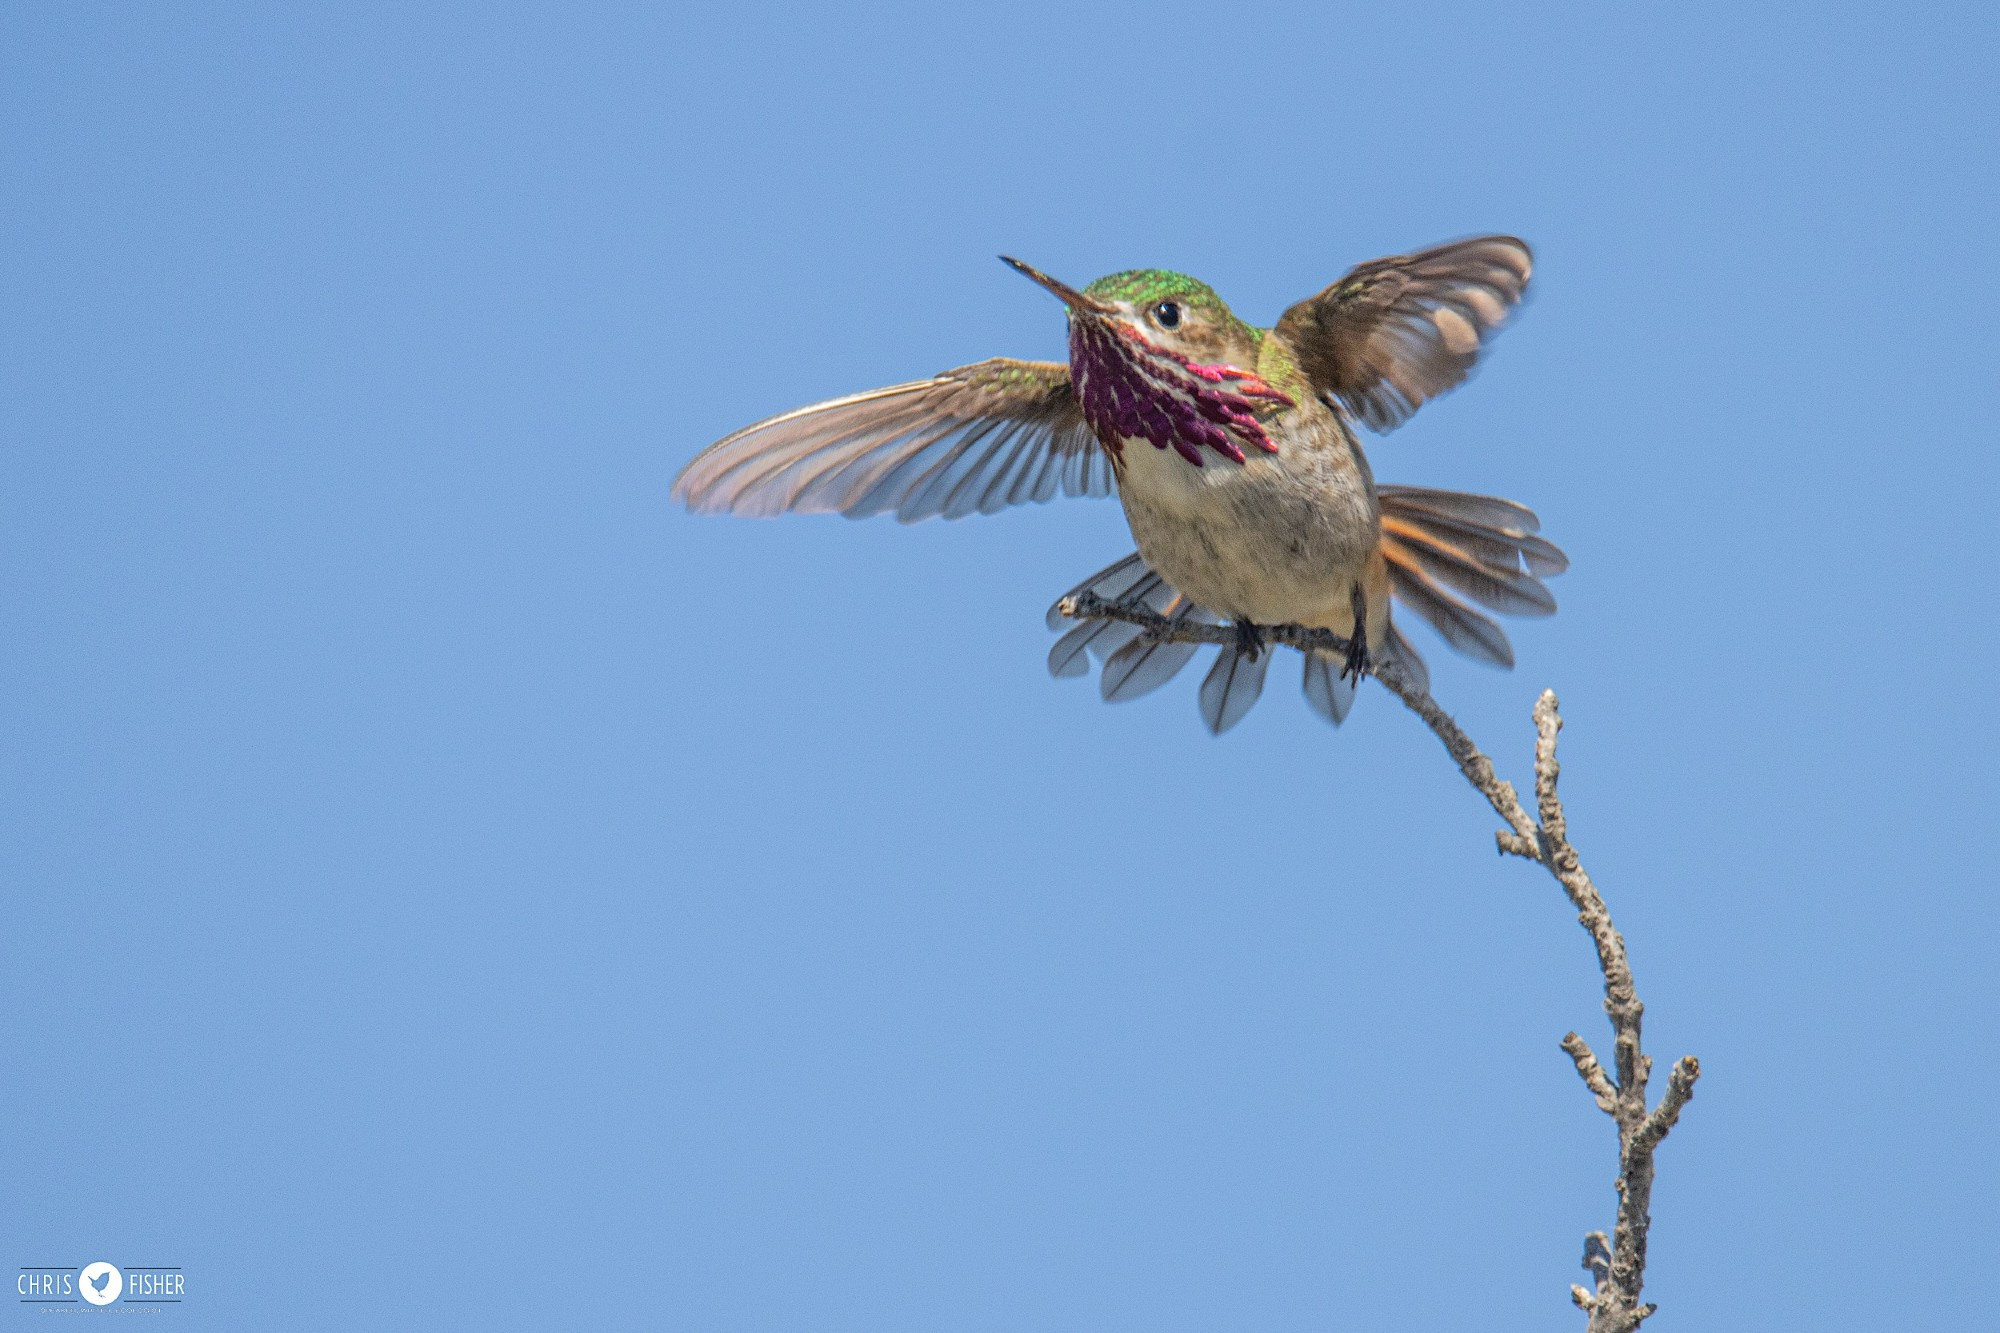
xmin=1377 ymin=486 xmax=1566 ymax=670
xmin=1046 ymin=485 xmax=1561 ymax=727
xmin=1300 ymin=649 xmax=1356 ymax=725
xmin=1377 ymin=621 xmax=1431 ymax=697
xmin=1044 ymin=554 xmax=1179 ymax=679
xmin=1100 ymin=600 xmax=1215 ymax=702
xmin=1200 ymin=640 xmax=1273 ymax=734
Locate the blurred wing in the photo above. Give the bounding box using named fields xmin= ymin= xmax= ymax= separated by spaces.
xmin=672 ymin=358 xmax=1110 ymax=523
xmin=1273 ymin=236 xmax=1532 ymax=433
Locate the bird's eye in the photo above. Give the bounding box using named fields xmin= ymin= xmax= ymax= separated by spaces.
xmin=1152 ymin=301 xmax=1182 ymax=329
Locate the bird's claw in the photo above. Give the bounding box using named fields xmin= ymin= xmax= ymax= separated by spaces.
xmin=1341 ymin=583 xmax=1371 ymax=683
xmin=1234 ymin=619 xmax=1264 ymax=662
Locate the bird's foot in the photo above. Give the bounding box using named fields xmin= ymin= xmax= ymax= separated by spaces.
xmin=1233 ymin=619 xmax=1264 ymax=662
xmin=1341 ymin=584 xmax=1371 ymax=683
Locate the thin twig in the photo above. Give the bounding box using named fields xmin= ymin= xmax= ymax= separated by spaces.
xmin=1055 ymin=597 xmax=1701 ymax=1331
xmin=1562 ymin=1031 xmax=1619 ymax=1115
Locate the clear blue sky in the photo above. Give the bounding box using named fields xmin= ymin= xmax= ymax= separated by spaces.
xmin=5 ymin=3 xmax=1996 ymax=1328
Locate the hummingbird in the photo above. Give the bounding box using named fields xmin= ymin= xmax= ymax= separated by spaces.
xmin=673 ymin=236 xmax=1566 ymax=732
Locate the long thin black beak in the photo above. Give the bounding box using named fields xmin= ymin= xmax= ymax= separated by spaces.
xmin=999 ymin=256 xmax=1113 ymax=314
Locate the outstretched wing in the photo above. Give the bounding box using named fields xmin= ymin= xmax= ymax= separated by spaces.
xmin=1273 ymin=236 xmax=1532 ymax=433
xmin=672 ymin=358 xmax=1111 ymax=523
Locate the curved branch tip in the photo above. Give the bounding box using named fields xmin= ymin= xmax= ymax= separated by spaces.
xmin=1051 ymin=597 xmax=1699 ymax=1329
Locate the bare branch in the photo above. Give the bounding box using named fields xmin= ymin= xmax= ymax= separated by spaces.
xmin=1059 ymin=590 xmax=1339 ymax=653
xmin=1053 ymin=598 xmax=1704 ymax=1330
xmin=1370 ymin=657 xmax=1539 ymax=846
xmin=1562 ymin=1032 xmax=1618 ymax=1115
xmin=1534 ymin=688 xmax=1568 ymax=844
xmin=1633 ymin=1056 xmax=1701 ymax=1156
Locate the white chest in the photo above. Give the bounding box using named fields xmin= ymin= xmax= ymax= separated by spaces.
xmin=1109 ymin=415 xmax=1380 ymax=627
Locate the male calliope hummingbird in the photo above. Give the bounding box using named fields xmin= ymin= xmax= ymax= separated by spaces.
xmin=673 ymin=237 xmax=1566 ymax=733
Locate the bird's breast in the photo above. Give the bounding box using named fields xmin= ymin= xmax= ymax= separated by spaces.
xmin=1111 ymin=408 xmax=1382 ymax=627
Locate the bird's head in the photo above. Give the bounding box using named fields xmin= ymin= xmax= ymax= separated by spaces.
xmin=1001 ymin=260 xmax=1260 ymax=366
xmin=1001 ymin=257 xmax=1289 ymax=466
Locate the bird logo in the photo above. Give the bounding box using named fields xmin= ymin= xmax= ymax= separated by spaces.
xmin=79 ymin=1262 xmax=122 ymax=1306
